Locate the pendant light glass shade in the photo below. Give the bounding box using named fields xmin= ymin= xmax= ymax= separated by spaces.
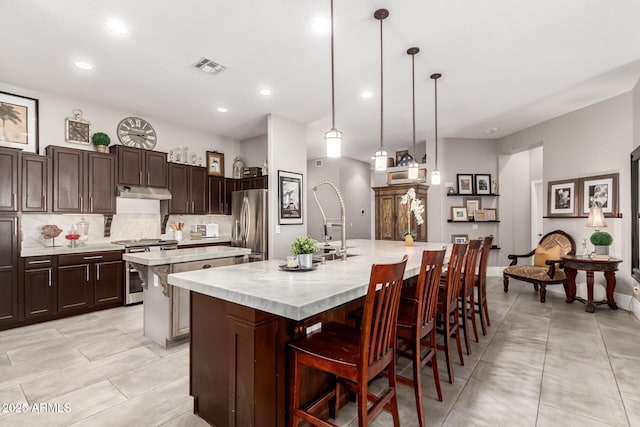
xmin=373 ymin=9 xmax=389 ymax=171
xmin=374 ymin=149 xmax=388 ymax=171
xmin=408 ymin=164 xmax=419 ymax=180
xmin=325 ymin=128 xmax=342 ymax=158
xmin=325 ymin=0 xmax=342 ymax=158
xmin=431 ymin=73 xmax=442 ymax=185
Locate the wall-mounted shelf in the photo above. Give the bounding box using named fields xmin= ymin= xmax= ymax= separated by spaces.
xmin=448 ymin=220 xmax=501 ymax=223
xmin=447 ymin=193 xmax=499 ymax=197
xmin=543 ymin=214 xmax=623 ymax=219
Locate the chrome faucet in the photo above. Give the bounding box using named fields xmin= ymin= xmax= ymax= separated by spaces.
xmin=312 ymin=181 xmax=347 ymax=259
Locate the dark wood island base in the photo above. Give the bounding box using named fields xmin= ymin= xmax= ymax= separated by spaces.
xmin=189 ymin=291 xmax=363 ymax=427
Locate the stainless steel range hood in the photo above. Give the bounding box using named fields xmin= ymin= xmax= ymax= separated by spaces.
xmin=117 ymin=185 xmax=172 ymax=200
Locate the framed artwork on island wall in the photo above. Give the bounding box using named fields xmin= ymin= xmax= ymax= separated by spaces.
xmin=451 ymin=234 xmax=469 ymax=244
xmin=206 ymin=151 xmax=224 ymax=176
xmin=457 ymin=174 xmax=474 ymax=194
xmin=0 ymin=91 xmax=39 ymax=153
xmin=475 ymin=174 xmax=492 ymax=195
xmin=451 ymin=206 xmax=468 ymax=222
xmin=580 ymin=173 xmax=619 ymax=217
xmin=463 ymin=196 xmax=481 ymax=219
xmin=278 ymin=170 xmax=303 ymax=224
xmin=547 ymin=178 xmax=578 ymax=217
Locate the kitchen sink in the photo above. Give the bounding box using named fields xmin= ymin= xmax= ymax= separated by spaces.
xmin=314 ymin=252 xmax=358 ymax=261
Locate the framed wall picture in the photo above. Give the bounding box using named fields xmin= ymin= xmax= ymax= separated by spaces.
xmin=463 ymin=196 xmax=481 ymax=219
xmin=278 ymin=170 xmax=303 ymax=224
xmin=547 ymin=179 xmax=578 ymax=217
xmin=451 ymin=206 xmax=468 ymax=222
xmin=395 ymin=149 xmax=409 ymax=165
xmin=206 ymin=151 xmax=224 ymax=176
xmin=451 ymin=234 xmax=469 ymax=244
xmin=0 ymin=91 xmax=39 ymax=153
xmin=457 ymin=174 xmax=474 ymax=195
xmin=475 ymin=209 xmax=488 ymax=221
xmin=580 ymin=173 xmax=619 ymax=217
xmin=475 ymin=174 xmax=492 ymax=195
xmin=65 ymin=109 xmax=90 ymax=145
xmin=485 ymin=208 xmax=498 ymax=221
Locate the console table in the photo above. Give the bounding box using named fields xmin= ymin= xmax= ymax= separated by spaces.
xmin=561 ymin=255 xmax=622 ymax=313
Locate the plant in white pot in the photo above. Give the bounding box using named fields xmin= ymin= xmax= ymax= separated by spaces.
xmin=290 ymin=236 xmax=318 ymax=269
xmin=400 ymin=188 xmax=424 ymax=246
xmin=590 ymin=231 xmax=613 ymax=256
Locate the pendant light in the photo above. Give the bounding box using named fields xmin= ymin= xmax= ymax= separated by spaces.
xmin=324 ymin=0 xmax=342 ymax=158
xmin=374 ymin=9 xmax=389 ymax=171
xmin=407 ymin=47 xmax=420 ymax=180
xmin=430 ymin=73 xmax=442 ymax=185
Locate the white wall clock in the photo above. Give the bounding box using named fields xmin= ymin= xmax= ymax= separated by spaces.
xmin=117 ymin=116 xmax=157 ymax=149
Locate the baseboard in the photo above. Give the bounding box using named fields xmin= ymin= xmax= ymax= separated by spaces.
xmin=489 ymin=266 xmax=640 ymax=321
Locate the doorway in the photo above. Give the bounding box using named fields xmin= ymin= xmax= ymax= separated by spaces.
xmin=531 ymin=180 xmax=543 ymax=247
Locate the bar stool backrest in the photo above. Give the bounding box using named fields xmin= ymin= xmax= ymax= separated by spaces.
xmin=445 ymin=243 xmax=468 ymax=309
xmin=477 ymin=235 xmax=493 ymax=285
xmin=361 ymin=255 xmax=409 ymax=379
xmin=416 ymin=249 xmax=446 ymax=330
xmin=462 ymin=240 xmax=483 ymax=296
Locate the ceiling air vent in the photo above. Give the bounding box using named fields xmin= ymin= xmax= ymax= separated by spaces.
xmin=193 ymin=57 xmax=227 ymax=75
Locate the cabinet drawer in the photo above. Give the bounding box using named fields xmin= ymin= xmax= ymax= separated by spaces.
xmin=172 ymin=257 xmax=235 ymax=273
xmin=23 ymin=256 xmax=54 ymax=270
xmin=58 ymin=251 xmax=122 ymax=266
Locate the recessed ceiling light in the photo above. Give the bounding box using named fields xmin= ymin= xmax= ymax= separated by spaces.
xmin=74 ymin=61 xmax=93 ymax=71
xmin=217 ymin=107 xmax=228 ymax=113
xmin=361 ymin=91 xmax=373 ymax=98
xmin=259 ymin=88 xmax=272 ymax=96
xmin=311 ymin=17 xmax=329 ymax=33
xmin=485 ymin=127 xmax=501 ymax=135
xmin=106 ymin=19 xmax=128 ymax=34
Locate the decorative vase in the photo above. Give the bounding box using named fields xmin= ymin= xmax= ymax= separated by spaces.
xmin=594 ymin=245 xmax=609 ymax=256
xmin=405 ymin=235 xmax=414 ymax=246
xmin=297 ymin=253 xmax=313 ymax=269
xmin=96 ymin=145 xmax=106 ymax=153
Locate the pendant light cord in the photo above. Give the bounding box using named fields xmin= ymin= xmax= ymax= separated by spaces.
xmin=411 ymin=53 xmax=416 ymax=161
xmin=434 ymin=75 xmax=439 ymax=170
xmin=379 ymin=17 xmax=384 ymax=151
xmin=330 ymin=0 xmax=336 ymax=130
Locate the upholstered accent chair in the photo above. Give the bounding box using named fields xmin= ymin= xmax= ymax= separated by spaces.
xmin=503 ymin=230 xmax=576 ymax=302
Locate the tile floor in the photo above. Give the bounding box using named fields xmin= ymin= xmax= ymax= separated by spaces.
xmin=0 ymin=277 xmax=639 ymax=426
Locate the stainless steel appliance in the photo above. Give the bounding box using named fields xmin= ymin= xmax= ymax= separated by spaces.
xmin=231 ymin=189 xmax=268 ymax=261
xmin=112 ymin=239 xmax=178 ymax=305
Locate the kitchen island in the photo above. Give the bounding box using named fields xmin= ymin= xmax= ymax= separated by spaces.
xmin=168 ymin=239 xmax=450 ymax=427
xmin=123 ymin=245 xmax=250 ymax=347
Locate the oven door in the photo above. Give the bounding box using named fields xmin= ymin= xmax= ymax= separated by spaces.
xmin=125 ymin=248 xmax=146 ymax=305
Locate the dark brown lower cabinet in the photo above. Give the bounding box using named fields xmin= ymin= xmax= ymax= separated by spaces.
xmin=57 ymin=264 xmax=94 ymax=313
xmin=23 ymin=256 xmax=56 ymax=320
xmin=94 ymin=261 xmax=122 ymax=306
xmin=0 ymin=215 xmax=18 ymax=326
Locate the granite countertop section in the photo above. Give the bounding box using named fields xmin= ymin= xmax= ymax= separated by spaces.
xmin=176 ymin=236 xmax=232 ymax=247
xmin=123 ymin=246 xmax=251 ymax=266
xmin=22 ymin=243 xmax=124 ymax=257
xmin=168 ymin=239 xmax=451 ymax=321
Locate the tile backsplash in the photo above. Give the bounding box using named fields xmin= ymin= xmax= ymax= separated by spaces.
xmin=21 ymin=213 xmax=232 ymax=249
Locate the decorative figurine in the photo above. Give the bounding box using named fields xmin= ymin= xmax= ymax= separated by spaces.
xmin=492 ymin=180 xmax=499 ymax=194
xmin=233 ymin=156 xmax=244 ymax=179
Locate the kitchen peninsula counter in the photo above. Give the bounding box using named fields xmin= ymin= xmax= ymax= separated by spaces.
xmin=123 ymin=245 xmax=250 ymax=348
xmin=168 ymin=239 xmax=449 ymax=427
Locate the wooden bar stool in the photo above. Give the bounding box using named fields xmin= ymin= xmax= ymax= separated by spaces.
xmin=288 ymin=255 xmax=408 ymax=427
xmin=475 ymin=235 xmax=493 ymax=335
xmin=436 ymin=243 xmax=467 ymax=384
xmin=458 ymin=240 xmax=482 ymax=355
xmin=396 ymin=249 xmax=446 ymax=427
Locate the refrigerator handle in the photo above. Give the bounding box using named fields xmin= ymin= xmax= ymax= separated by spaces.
xmin=241 ymin=196 xmax=250 ymax=243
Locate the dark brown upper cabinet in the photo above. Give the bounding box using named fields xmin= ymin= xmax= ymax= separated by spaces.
xmin=46 ymin=146 xmax=116 ymax=214
xmin=21 ymin=153 xmax=49 ymax=212
xmin=0 ymin=148 xmax=19 ymax=212
xmin=167 ymin=164 xmax=206 ymax=215
xmin=110 ymin=145 xmax=168 ymax=188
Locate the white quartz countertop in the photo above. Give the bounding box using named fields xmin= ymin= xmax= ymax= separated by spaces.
xmin=176 ymin=236 xmax=231 ymax=247
xmin=168 ymin=239 xmax=451 ymax=321
xmin=123 ymin=245 xmax=251 ymax=266
xmin=22 ymin=243 xmax=123 ymax=257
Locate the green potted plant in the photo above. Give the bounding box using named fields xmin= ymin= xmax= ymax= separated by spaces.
xmin=291 ymin=236 xmax=318 ymax=269
xmin=590 ymin=231 xmax=613 ymax=255
xmin=91 ymin=132 xmax=111 ymax=153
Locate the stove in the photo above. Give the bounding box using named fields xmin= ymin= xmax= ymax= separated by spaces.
xmin=112 ymin=239 xmax=179 ymax=304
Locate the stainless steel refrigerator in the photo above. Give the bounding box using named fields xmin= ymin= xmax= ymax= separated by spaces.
xmin=231 ymin=189 xmax=268 ymax=261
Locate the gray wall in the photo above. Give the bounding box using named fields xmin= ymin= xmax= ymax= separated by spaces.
xmin=307 ymin=157 xmax=372 ymax=245
xmin=499 ymin=92 xmax=634 ymax=296
xmin=240 ymin=134 xmax=268 ymax=172
xmin=267 ymin=114 xmax=307 ymax=260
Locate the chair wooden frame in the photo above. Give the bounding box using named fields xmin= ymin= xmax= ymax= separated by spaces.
xmin=436 ymin=243 xmax=467 ymax=384
xmin=475 ymin=235 xmax=494 ymax=336
xmin=503 ymin=230 xmax=576 ymax=302
xmin=396 ymin=249 xmax=446 ymax=427
xmin=458 ymin=240 xmax=482 ymax=356
xmin=289 ymin=255 xmax=408 ymax=427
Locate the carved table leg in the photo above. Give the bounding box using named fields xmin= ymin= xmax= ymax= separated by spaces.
xmin=585 ymin=271 xmax=596 ymax=313
xmin=503 ymin=276 xmax=509 ymax=293
xmin=604 ymin=270 xmax=619 ymax=310
xmin=564 ymin=267 xmax=577 ymax=303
